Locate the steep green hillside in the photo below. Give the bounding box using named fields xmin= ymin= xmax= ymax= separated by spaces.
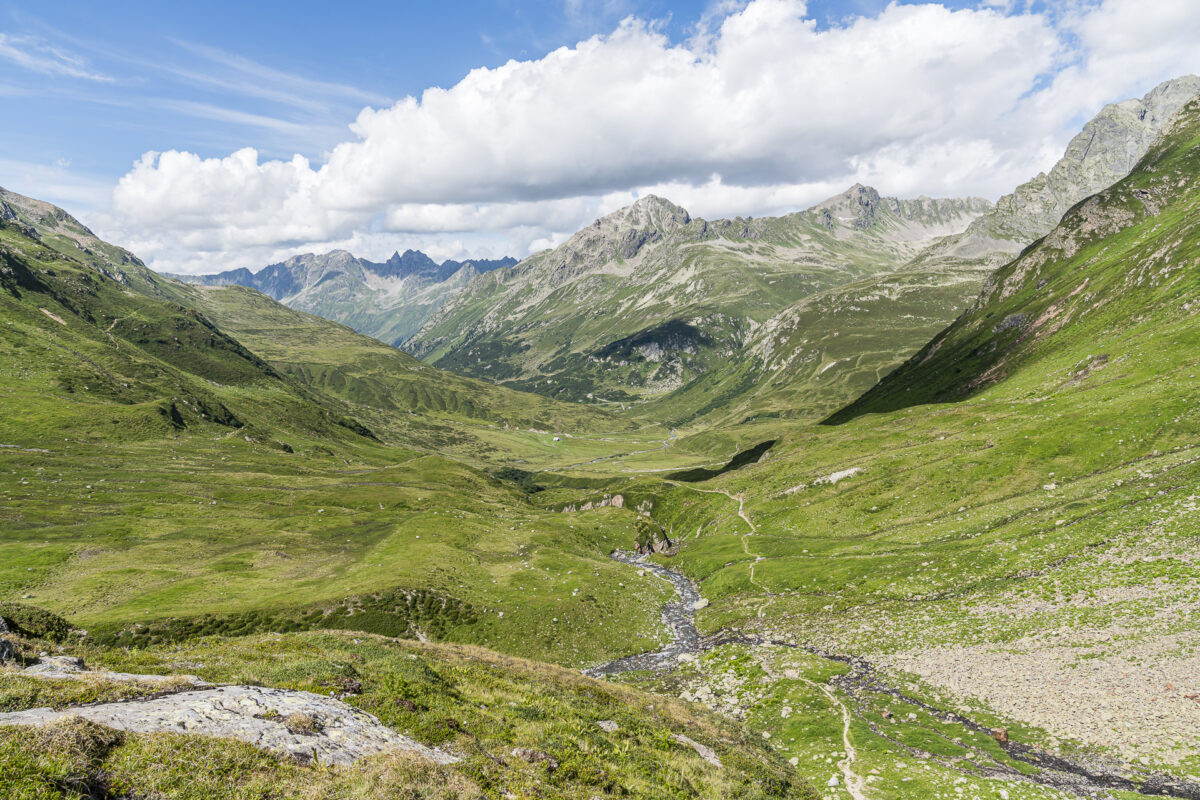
xmin=407 ymin=189 xmax=990 ymax=406
xmin=0 ymin=202 xmax=372 ymax=450
xmin=830 ymin=95 xmax=1200 ymax=422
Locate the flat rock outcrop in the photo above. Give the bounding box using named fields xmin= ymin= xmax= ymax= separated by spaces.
xmin=0 ymin=684 xmax=457 ymax=767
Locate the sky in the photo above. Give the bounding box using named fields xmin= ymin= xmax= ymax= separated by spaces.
xmin=1 ymin=0 xmax=1199 ymax=274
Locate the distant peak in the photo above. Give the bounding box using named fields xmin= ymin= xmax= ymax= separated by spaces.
xmin=811 ymin=184 xmax=884 ymax=229
xmin=815 ymin=184 xmax=881 ymax=205
xmin=630 ymin=193 xmax=676 ymax=209
xmin=599 ymin=195 xmax=691 ymax=231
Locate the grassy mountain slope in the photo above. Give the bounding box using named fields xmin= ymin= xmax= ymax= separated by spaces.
xmin=407 ymin=189 xmax=990 ymax=407
xmin=0 ymin=632 xmax=814 ymax=800
xmin=829 ymin=94 xmax=1200 ymax=422
xmin=0 ymin=193 xmax=695 ymax=668
xmin=160 ymin=281 xmax=647 ymax=464
xmin=1 ymin=185 xmax=661 ymax=466
xmin=574 ymin=96 xmax=1200 ymax=790
xmin=0 ymin=200 xmax=372 ymax=451
xmin=639 ymin=76 xmax=1200 ymax=430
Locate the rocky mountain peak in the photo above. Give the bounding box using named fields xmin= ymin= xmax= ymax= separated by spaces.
xmin=378 ymin=248 xmax=440 ymax=279
xmin=812 ymin=184 xmax=884 ymax=229
xmin=604 ymin=195 xmax=692 ymax=234
xmin=941 ymin=74 xmax=1200 ymax=260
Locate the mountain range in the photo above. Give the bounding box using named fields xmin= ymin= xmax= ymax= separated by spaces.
xmin=406 ymin=187 xmax=991 ymax=409
xmin=4 ymin=75 xmax=1200 ymax=800
xmin=174 ymin=249 xmax=517 ymax=347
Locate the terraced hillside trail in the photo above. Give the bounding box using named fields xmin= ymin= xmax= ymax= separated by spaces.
xmin=665 ymin=482 xmax=774 ymax=616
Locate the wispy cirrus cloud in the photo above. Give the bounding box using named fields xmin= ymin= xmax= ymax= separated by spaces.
xmin=0 ymin=32 xmax=111 ymax=81
xmin=169 ymin=39 xmax=391 ymax=109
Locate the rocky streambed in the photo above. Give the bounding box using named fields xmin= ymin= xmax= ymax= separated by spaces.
xmin=584 ymin=550 xmax=703 ymax=677
xmin=593 ymin=549 xmax=1200 ymax=800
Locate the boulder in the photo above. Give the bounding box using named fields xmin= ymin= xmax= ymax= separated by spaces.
xmin=24 ymin=655 xmax=86 ymax=675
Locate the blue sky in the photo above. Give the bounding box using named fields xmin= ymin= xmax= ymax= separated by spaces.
xmin=1 ymin=0 xmax=1007 ymax=181
xmin=3 ymin=1 xmax=716 ymax=183
xmin=0 ymin=1 xmax=1196 ymax=273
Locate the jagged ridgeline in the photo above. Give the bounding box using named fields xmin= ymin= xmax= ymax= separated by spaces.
xmin=174 ymin=249 xmax=517 ymax=347
xmin=721 ymin=75 xmax=1200 ymax=428
xmin=405 ymin=188 xmax=991 ymax=413
xmin=393 ymin=76 xmax=1198 ymax=429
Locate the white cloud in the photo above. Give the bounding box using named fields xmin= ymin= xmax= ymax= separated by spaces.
xmin=104 ymin=0 xmax=1200 ymax=274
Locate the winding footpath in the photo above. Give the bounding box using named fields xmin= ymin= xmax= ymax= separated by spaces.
xmin=797 ymin=675 xmax=868 ymax=800
xmin=664 ymin=482 xmax=775 ymax=616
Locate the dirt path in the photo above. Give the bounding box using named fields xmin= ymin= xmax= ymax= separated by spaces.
xmin=666 ymin=482 xmax=774 ymax=615
xmin=798 ymin=675 xmax=869 ymax=800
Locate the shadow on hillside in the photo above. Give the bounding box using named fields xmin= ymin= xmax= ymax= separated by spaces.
xmin=667 ymin=439 xmax=776 ymax=482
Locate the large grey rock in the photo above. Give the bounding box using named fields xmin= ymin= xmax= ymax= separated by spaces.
xmin=0 ymin=685 xmax=457 ymax=766
xmin=23 ymin=655 xmax=86 ymax=675
xmin=20 ymin=657 xmax=207 ymax=686
xmin=673 ymin=733 xmax=722 ymax=768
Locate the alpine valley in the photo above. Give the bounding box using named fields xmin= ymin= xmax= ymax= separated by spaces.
xmin=4 ymin=65 xmax=1200 ymax=800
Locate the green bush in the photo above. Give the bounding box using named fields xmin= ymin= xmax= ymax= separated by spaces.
xmin=0 ymin=602 xmax=75 ymax=642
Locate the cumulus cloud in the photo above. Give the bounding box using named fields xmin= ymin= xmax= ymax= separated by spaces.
xmin=104 ymin=0 xmax=1200 ymax=274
